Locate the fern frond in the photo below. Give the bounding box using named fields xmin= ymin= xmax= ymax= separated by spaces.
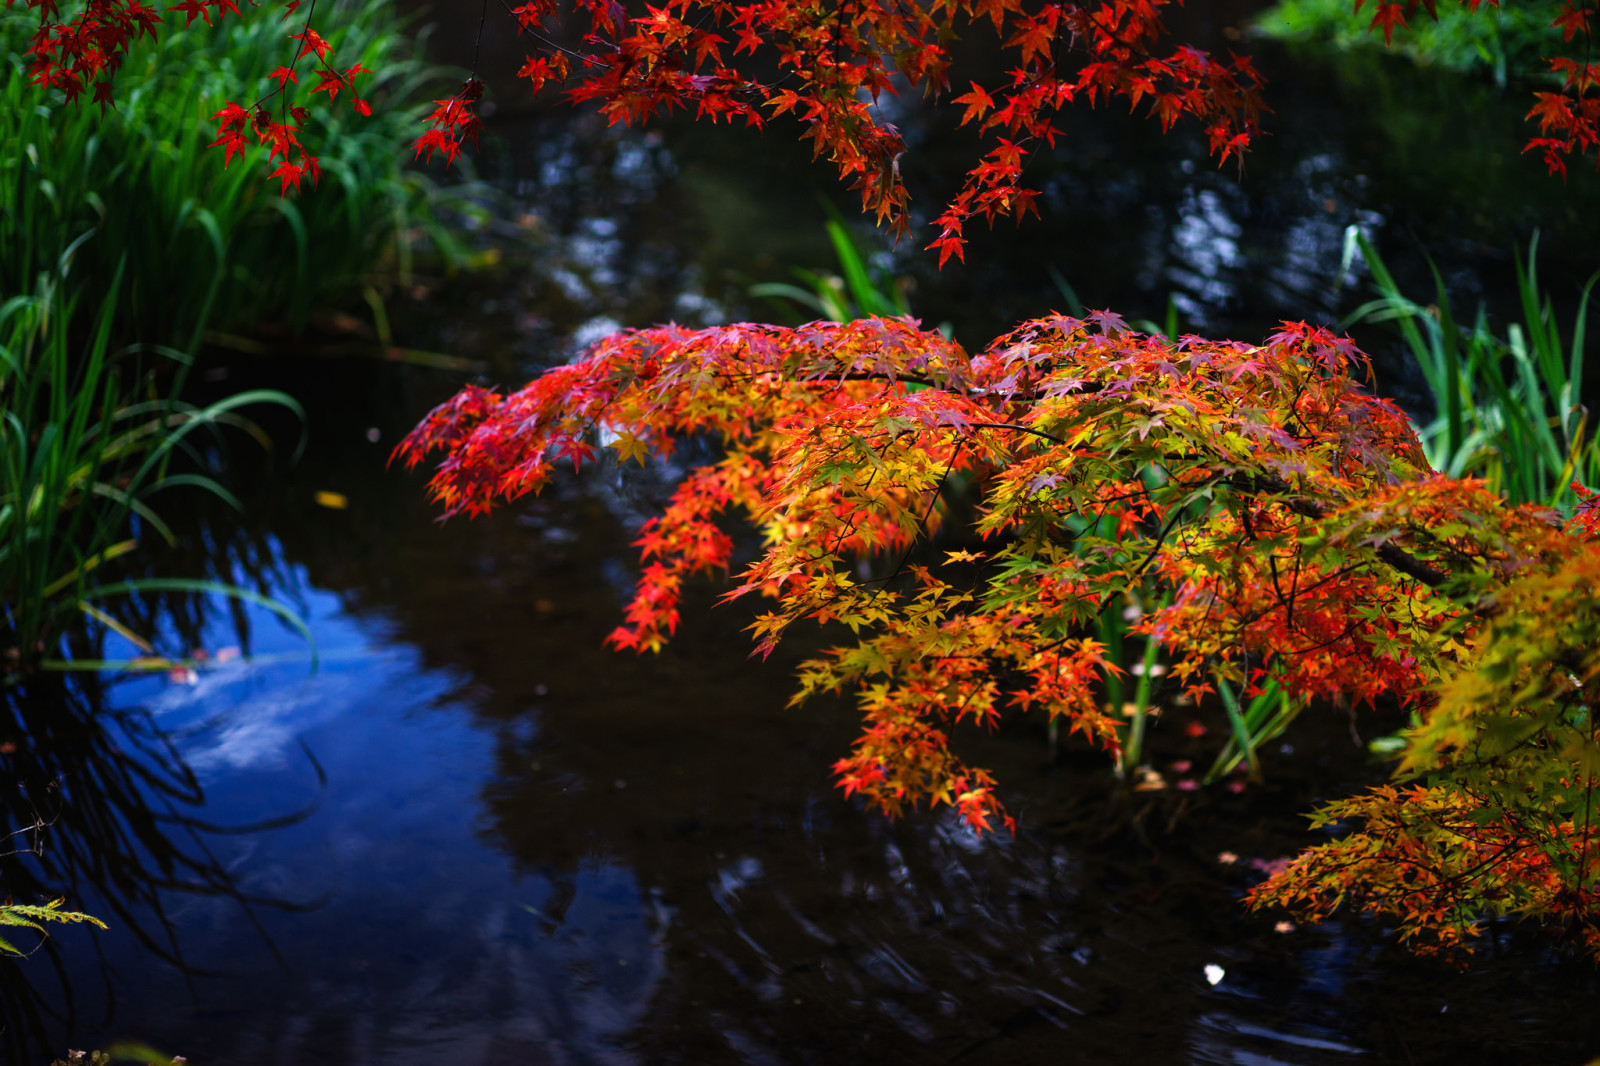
xmin=0 ymin=899 xmax=107 ymax=955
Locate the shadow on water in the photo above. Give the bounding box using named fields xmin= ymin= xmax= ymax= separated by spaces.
xmin=6 ymin=7 xmax=1600 ymax=1059
xmin=0 ymin=673 xmax=318 ymax=1063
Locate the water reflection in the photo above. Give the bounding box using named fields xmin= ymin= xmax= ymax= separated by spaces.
xmin=4 ymin=569 xmax=669 ymax=1063
xmin=1167 ymin=185 xmax=1246 ymax=327
xmin=0 ymin=673 xmax=309 ymax=1062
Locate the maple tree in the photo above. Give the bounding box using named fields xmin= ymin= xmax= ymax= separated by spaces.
xmin=397 ymin=310 xmax=1600 ymax=958
xmin=13 ymin=0 xmax=1598 ymax=252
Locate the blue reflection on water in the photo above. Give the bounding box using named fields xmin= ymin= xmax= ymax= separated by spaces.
xmin=65 ymin=561 xmax=663 ymax=1065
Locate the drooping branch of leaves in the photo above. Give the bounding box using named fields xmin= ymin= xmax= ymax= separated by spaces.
xmin=16 ymin=0 xmax=1598 ymax=253
xmin=398 ymin=311 xmax=1600 ymax=959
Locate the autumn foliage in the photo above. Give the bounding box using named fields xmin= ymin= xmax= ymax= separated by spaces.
xmin=14 ymin=0 xmax=1600 ymax=249
xmin=398 ymin=311 xmax=1600 ymax=958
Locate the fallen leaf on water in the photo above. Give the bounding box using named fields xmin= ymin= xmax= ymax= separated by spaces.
xmin=1133 ymin=766 xmax=1167 ymax=791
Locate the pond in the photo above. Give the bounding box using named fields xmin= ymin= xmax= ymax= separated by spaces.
xmin=3 ymin=7 xmax=1599 ymax=1063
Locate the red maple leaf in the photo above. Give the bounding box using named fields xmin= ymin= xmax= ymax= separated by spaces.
xmin=1368 ymin=1 xmax=1408 ymax=45
xmin=311 ymin=68 xmax=343 ymax=100
xmin=952 ymin=82 xmax=995 ymax=126
xmin=268 ymin=160 xmax=305 ymax=195
xmin=289 ymin=26 xmax=331 ymax=61
xmin=168 ymin=0 xmax=210 ymax=27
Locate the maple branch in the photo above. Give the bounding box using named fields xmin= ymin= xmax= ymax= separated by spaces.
xmin=473 ymin=0 xmax=490 ymax=73
xmin=1277 ymin=602 xmax=1369 ymax=657
xmin=494 ymin=0 xmax=595 ymax=67
xmin=407 ymin=314 xmax=1600 ymax=958
xmin=871 ymin=440 xmax=964 ymax=591
xmin=968 ymin=420 xmax=1066 ymax=444
xmin=1130 ymin=494 xmax=1195 ymax=582
xmin=1230 ymin=473 xmax=1451 ymax=589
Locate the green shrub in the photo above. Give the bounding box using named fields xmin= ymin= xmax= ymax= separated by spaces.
xmin=1253 ymin=0 xmax=1570 ymax=85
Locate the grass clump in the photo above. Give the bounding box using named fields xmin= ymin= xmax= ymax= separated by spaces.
xmin=1344 ymin=228 xmax=1597 ymax=510
xmin=0 ymin=0 xmax=481 ymax=352
xmin=0 ymin=275 xmax=310 ymax=676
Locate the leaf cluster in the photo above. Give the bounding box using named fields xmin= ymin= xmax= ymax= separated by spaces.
xmin=403 ymin=304 xmax=1600 ymax=958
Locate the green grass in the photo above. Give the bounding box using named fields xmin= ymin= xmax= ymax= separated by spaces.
xmin=0 ymin=0 xmax=484 ymax=353
xmin=750 ymin=217 xmax=916 ymax=323
xmin=1253 ymin=0 xmax=1572 ymax=86
xmin=0 ymin=0 xmax=477 ymax=670
xmin=1344 ymin=227 xmax=1598 ymax=509
xmin=0 ymin=275 xmax=310 ymax=675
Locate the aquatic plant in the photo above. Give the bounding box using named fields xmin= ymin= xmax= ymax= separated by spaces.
xmin=1345 ymin=228 xmax=1598 ymax=510
xmin=49 ymin=1049 xmax=186 ymax=1066
xmin=751 ymin=219 xmax=914 ymax=325
xmin=0 ymin=671 xmax=300 ymax=1061
xmin=0 ymin=278 xmax=310 ymax=675
xmin=0 ymin=898 xmax=105 ymax=957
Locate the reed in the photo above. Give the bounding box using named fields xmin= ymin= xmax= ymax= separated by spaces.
xmin=1343 ymin=227 xmax=1597 ymax=510
xmin=750 ymin=218 xmax=915 ymax=323
xmin=0 ymin=277 xmax=310 ymax=675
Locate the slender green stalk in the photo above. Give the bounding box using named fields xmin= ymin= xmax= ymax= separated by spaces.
xmin=1204 ymin=674 xmax=1294 ymax=784
xmin=1120 ymin=593 xmax=1169 ymax=772
xmin=751 ymin=218 xmax=915 ymax=324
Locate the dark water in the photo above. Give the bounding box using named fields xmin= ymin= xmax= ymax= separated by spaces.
xmin=4 ymin=11 xmax=1600 ymax=1064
